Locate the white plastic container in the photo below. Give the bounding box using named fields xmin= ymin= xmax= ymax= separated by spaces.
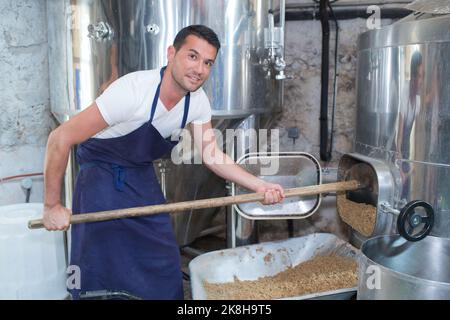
xmin=0 ymin=203 xmax=67 ymax=299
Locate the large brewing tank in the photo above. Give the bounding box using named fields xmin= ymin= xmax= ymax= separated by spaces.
xmin=47 ymin=0 xmax=285 ymax=246
xmin=349 ymin=12 xmax=450 ymax=246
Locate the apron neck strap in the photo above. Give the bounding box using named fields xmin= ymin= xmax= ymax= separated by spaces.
xmin=149 ymin=67 xmax=191 ymax=129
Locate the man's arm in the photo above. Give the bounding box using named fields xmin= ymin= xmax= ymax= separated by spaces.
xmin=43 ymin=102 xmax=108 ymax=231
xmin=190 ymin=122 xmax=284 ymax=205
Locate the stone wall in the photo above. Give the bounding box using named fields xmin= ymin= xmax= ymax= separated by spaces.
xmin=0 ymin=0 xmax=54 ymax=205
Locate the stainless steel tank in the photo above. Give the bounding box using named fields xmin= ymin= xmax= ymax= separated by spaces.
xmin=358 ymin=235 xmax=450 ymax=300
xmin=348 ymin=13 xmax=450 ymax=246
xmin=47 ymin=0 xmax=283 ymax=121
xmin=47 ymin=0 xmax=285 ymax=246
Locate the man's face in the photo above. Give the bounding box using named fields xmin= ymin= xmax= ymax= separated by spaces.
xmin=167 ymin=35 xmax=217 ymax=92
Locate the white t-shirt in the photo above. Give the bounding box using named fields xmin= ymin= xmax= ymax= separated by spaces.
xmin=94 ymin=69 xmax=212 ymax=139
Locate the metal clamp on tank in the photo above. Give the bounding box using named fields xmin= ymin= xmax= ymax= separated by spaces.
xmin=87 ymin=21 xmax=114 ymax=42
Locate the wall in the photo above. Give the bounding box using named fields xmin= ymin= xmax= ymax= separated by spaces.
xmin=0 ymin=0 xmax=54 ymax=205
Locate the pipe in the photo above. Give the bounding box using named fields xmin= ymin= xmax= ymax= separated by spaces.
xmin=181 ymin=246 xmax=205 ymax=257
xmin=25 ymin=189 xmax=31 ymax=203
xmin=21 ymin=178 xmax=33 ymax=203
xmin=286 ymin=0 xmax=413 ymax=9
xmin=274 ymin=0 xmax=412 ymax=24
xmin=320 ymin=0 xmax=331 ymax=162
xmin=284 ymin=3 xmax=412 ymax=21
xmin=329 ymin=1 xmax=339 ymax=164
xmin=0 ymin=172 xmax=43 ymax=184
xmin=280 ymin=0 xmax=286 ymax=31
xmin=198 ymin=224 xmax=227 ymax=238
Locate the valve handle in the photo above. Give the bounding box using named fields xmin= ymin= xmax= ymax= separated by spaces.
xmin=397 ymin=200 xmax=434 ymax=242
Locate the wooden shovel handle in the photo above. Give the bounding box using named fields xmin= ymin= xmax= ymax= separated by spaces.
xmin=28 ymin=180 xmax=361 ymax=229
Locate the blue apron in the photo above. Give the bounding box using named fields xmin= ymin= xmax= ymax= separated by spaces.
xmin=70 ymin=67 xmax=190 ymax=300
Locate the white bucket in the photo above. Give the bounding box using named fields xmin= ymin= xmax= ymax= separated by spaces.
xmin=0 ymin=203 xmax=67 ymax=299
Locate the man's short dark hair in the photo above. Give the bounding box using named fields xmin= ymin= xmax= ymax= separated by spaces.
xmin=173 ymin=25 xmax=221 ymax=53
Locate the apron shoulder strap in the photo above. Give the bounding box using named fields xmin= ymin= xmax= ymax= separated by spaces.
xmin=149 ymin=67 xmax=191 ymax=130
xmin=180 ymin=93 xmax=191 ymax=129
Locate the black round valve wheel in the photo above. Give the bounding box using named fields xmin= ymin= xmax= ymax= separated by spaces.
xmin=397 ymin=200 xmax=434 ymax=242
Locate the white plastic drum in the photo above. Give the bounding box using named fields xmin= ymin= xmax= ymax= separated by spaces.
xmin=0 ymin=203 xmax=67 ymax=299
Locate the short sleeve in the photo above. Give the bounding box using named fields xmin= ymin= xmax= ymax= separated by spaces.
xmin=191 ymin=89 xmax=212 ymax=125
xmin=95 ymin=73 xmax=138 ymax=126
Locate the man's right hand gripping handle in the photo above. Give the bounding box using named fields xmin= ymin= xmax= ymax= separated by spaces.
xmin=42 ymin=204 xmax=72 ymax=231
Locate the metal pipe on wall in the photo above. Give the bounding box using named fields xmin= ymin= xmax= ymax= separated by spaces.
xmin=284 ymin=2 xmax=412 ymax=21
xmin=319 ymin=0 xmax=332 ymax=162
xmin=0 ymin=173 xmax=43 ymax=184
xmin=286 ymin=0 xmax=413 ymax=8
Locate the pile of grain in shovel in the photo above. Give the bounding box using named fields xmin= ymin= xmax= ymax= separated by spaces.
xmin=203 ymin=255 xmax=357 ymax=300
xmin=336 ymin=192 xmax=377 ymax=237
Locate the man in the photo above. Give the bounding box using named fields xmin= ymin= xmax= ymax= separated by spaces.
xmin=42 ymin=25 xmax=284 ymax=299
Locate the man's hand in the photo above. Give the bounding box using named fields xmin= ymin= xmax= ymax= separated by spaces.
xmin=43 ymin=204 xmax=72 ymax=231
xmin=255 ymin=181 xmax=285 ymax=205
